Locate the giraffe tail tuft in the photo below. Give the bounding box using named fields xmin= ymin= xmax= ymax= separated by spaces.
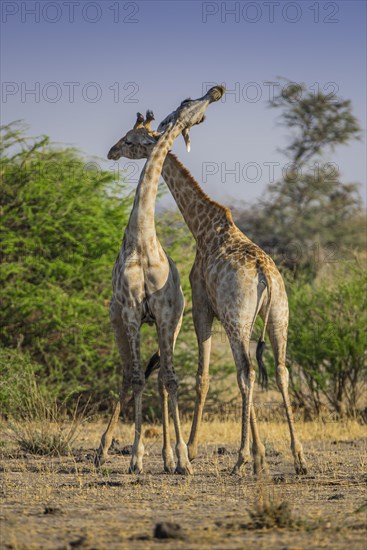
xmin=145 ymin=351 xmax=160 ymax=379
xmin=256 ymin=339 xmax=268 ymax=390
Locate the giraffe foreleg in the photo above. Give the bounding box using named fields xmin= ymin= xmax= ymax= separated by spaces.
xmin=94 ymin=306 xmax=132 ymax=468
xmin=125 ymin=327 xmax=145 ymax=475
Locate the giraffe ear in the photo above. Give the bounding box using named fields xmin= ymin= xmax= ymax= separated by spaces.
xmin=141 ymin=134 xmax=158 ymax=145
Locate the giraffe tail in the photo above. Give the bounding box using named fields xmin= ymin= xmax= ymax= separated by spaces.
xmin=145 ymin=351 xmax=160 ymax=379
xmin=126 ymin=352 xmax=160 ymax=408
xmin=256 ymin=339 xmax=268 ymax=389
xmin=256 ymin=273 xmax=273 ymax=390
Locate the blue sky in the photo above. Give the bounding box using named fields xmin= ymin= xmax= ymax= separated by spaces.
xmin=1 ymin=0 xmax=366 ymax=208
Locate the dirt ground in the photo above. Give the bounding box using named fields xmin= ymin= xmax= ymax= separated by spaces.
xmin=1 ymin=419 xmax=366 ymax=550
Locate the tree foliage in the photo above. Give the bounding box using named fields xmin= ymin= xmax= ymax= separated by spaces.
xmin=270 ymin=81 xmax=361 ymax=165
xmin=1 ymin=122 xmax=133 ymax=405
xmin=236 ymin=80 xmax=365 ymax=276
xmin=287 ymin=264 xmax=367 ymax=417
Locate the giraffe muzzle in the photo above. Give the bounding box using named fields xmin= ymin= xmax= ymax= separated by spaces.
xmin=203 ymin=85 xmax=226 ymax=103
xmin=107 ymin=147 xmax=119 ymax=160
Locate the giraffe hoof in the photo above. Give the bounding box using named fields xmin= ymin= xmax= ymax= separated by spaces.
xmin=175 ymin=463 xmax=193 ymax=475
xmin=294 ymin=451 xmax=308 ymax=475
xmin=253 ymin=459 xmax=269 ymax=477
xmin=231 ymin=453 xmax=250 ymax=475
xmin=93 ymin=453 xmax=105 ymax=469
xmin=128 ymin=463 xmax=143 ymax=475
xmin=295 ymin=462 xmax=308 ymax=475
xmin=162 ymin=450 xmax=175 ymax=473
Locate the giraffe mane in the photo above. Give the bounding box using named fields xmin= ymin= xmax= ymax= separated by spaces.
xmin=167 ymin=152 xmax=234 ymax=224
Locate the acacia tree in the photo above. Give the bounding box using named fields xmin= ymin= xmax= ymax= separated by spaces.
xmin=1 ymin=122 xmax=133 ymax=406
xmin=236 ymin=81 xmax=364 ymax=276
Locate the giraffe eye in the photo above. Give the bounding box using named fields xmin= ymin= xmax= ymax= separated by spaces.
xmin=125 ymin=140 xmax=132 ymax=146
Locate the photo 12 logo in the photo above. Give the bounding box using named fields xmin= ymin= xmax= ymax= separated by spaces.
xmin=201 ymin=160 xmax=339 ymax=185
xmin=1 ymin=1 xmax=140 ymax=24
xmin=201 ymin=1 xmax=340 ymax=24
xmin=1 ymin=81 xmax=140 ymax=104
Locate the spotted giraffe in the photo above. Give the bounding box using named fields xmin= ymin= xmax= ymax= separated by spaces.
xmin=95 ymin=86 xmax=225 ymax=474
xmin=107 ymin=100 xmax=308 ymax=476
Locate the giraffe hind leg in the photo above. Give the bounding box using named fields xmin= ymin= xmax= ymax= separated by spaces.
xmin=250 ymin=405 xmax=268 ymax=476
xmin=230 ymin=339 xmax=255 ymax=475
xmin=266 ymin=314 xmax=307 ymax=475
xmin=187 ymin=290 xmax=214 ymax=461
xmin=158 ymin=370 xmax=175 ymax=473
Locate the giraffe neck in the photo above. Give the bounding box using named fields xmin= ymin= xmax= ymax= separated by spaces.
xmin=161 ymin=152 xmax=234 ymax=246
xmin=125 ymin=125 xmax=184 ymax=245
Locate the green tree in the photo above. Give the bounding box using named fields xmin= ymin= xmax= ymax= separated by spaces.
xmin=1 ymin=122 xmax=133 ymax=405
xmin=236 ymin=81 xmax=365 ymax=276
xmin=270 ymin=81 xmax=361 ymax=165
xmin=287 ymin=263 xmax=367 ymax=417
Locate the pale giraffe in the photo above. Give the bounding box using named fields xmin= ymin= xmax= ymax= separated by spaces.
xmin=107 ymin=105 xmax=308 ymax=476
xmin=95 ymin=86 xmax=225 ymax=474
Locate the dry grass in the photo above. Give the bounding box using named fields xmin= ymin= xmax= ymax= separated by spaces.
xmin=5 ymin=419 xmax=81 ymax=456
xmin=2 ymin=397 xmax=89 ymax=457
xmin=198 ymin=418 xmax=366 ymax=444
xmin=1 ymin=417 xmax=366 ymax=549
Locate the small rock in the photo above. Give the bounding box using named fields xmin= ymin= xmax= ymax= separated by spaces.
xmin=215 ymin=521 xmax=223 ymax=527
xmin=328 ymin=493 xmax=344 ymax=500
xmin=217 ymin=447 xmax=230 ymax=455
xmin=69 ymin=535 xmax=87 ymax=548
xmin=154 ymin=522 xmax=183 ymax=539
xmin=43 ymin=506 xmax=63 ymax=515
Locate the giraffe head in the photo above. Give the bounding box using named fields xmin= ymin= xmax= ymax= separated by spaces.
xmin=157 ymin=85 xmax=225 ymax=135
xmin=107 ymin=125 xmax=158 ymax=160
xmin=107 ymin=85 xmax=225 ymax=160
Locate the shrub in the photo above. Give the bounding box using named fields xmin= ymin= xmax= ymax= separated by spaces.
xmin=1 ymin=122 xmax=133 ymax=406
xmin=287 ymin=263 xmax=367 ymax=417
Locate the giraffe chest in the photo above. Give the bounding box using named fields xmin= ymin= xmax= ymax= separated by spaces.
xmin=113 ymin=261 xmax=170 ymax=297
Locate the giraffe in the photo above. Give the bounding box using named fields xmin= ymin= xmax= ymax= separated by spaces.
xmin=107 ymin=105 xmax=308 ymax=477
xmin=95 ymin=85 xmax=225 ymax=474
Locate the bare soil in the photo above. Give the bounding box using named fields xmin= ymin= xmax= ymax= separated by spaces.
xmin=1 ymin=420 xmax=366 ymax=549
